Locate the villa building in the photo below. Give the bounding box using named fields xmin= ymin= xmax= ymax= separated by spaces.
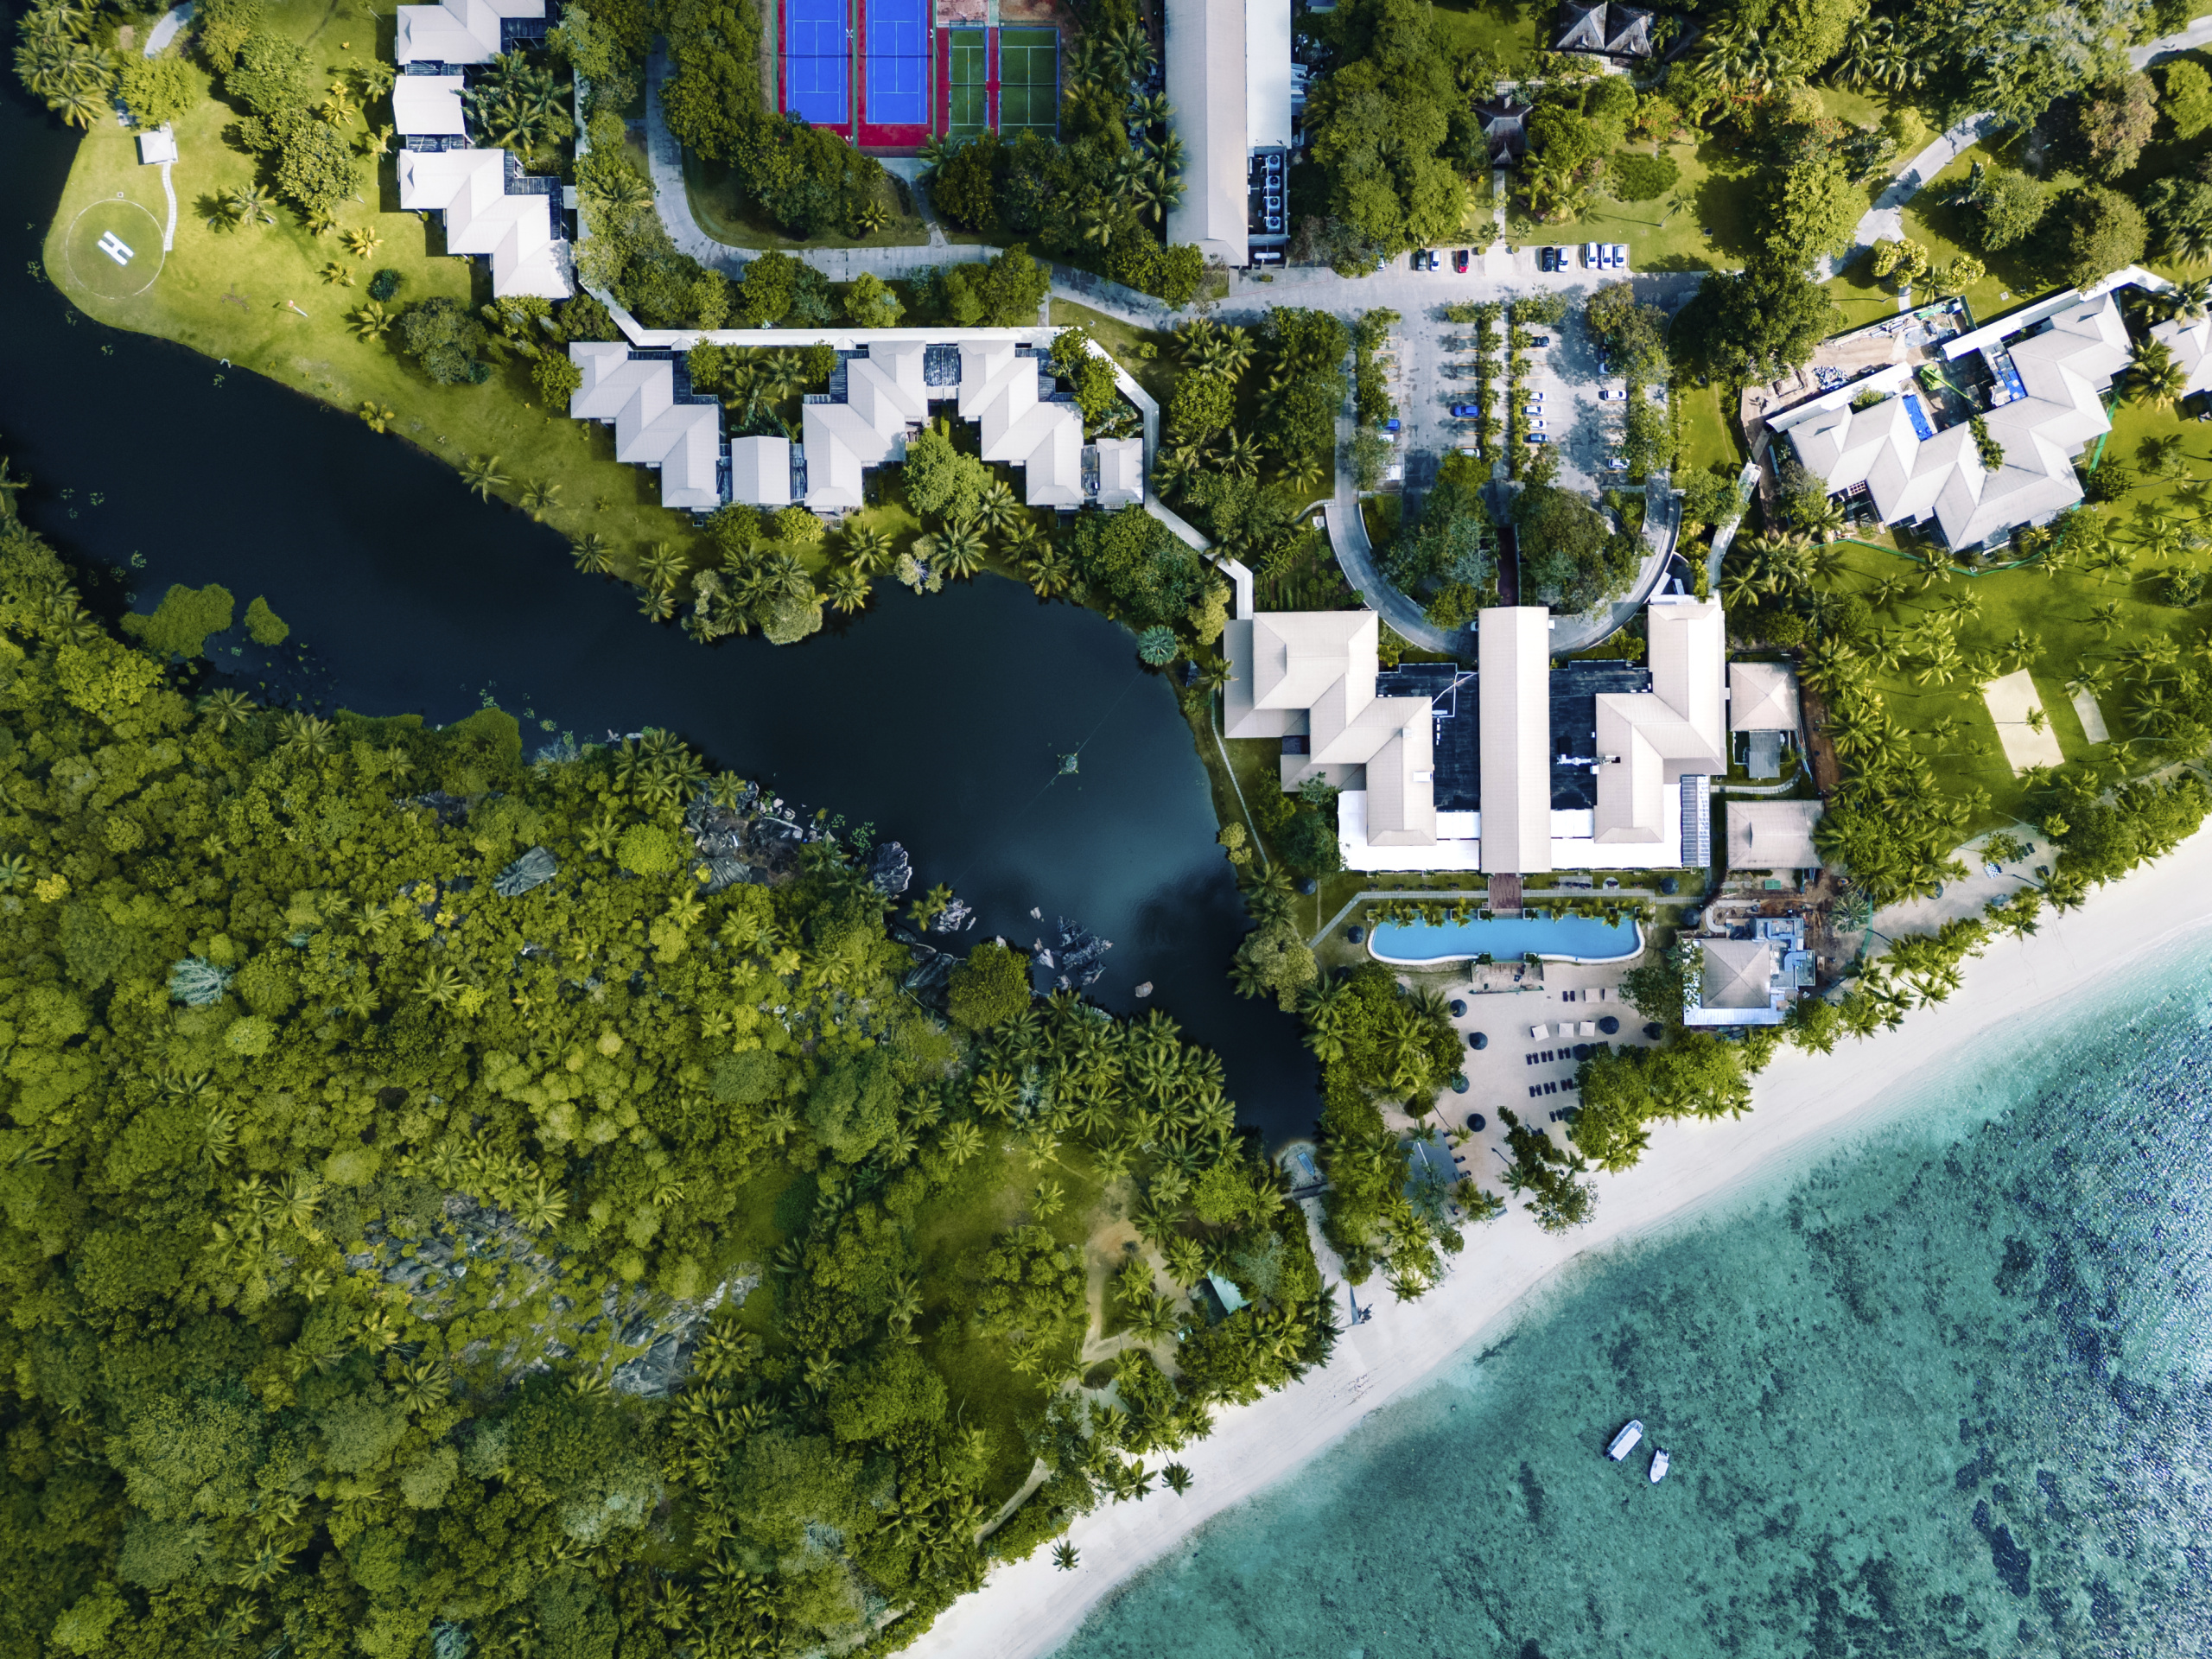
xmin=396 ymin=0 xmax=548 ymax=66
xmin=2151 ymin=306 xmax=2212 ymax=404
xmin=1554 ymin=0 xmax=1657 ymax=59
xmin=1721 ymin=799 xmax=1824 ymax=880
xmin=1686 ymin=918 xmax=1810 ymax=1027
xmin=1224 ymin=597 xmax=1728 ymax=876
xmin=1728 ymin=660 xmax=1800 ymax=779
xmin=388 ymin=0 xmax=570 ymax=300
xmin=563 ymin=331 xmax=1143 ymax=516
xmin=1766 ymin=288 xmax=2133 ymax=554
xmin=567 ymin=344 xmax=722 ymax=511
xmin=1166 ymin=0 xmax=1294 ymax=266
xmin=1469 ymin=94 xmax=1531 ymax=168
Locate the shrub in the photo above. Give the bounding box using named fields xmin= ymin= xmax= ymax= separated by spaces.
xmin=244 ymin=596 xmax=289 ymax=645
xmin=1609 ymin=152 xmax=1678 ymax=202
xmin=948 ymin=940 xmax=1033 ymax=1030
xmin=366 ymin=268 xmax=401 ymax=302
xmin=397 ymin=296 xmax=491 ymax=385
xmin=118 ymin=56 xmax=200 ymax=126
xmin=615 ymin=823 xmax=680 ymax=875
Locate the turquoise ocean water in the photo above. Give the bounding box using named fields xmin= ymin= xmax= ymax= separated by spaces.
xmin=1057 ymin=944 xmax=2212 ymax=1657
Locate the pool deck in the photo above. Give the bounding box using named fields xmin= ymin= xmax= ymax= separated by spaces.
xmin=1382 ymin=957 xmax=1667 ymax=1190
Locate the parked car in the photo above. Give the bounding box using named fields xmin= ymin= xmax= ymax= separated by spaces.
xmin=1610 ymin=243 xmax=1630 ymax=268
xmin=1450 ymin=404 xmax=1481 ymax=416
xmin=1537 ymin=246 xmax=1555 ymax=271
xmin=1527 ymin=432 xmax=1549 ymax=444
xmin=1583 ymin=242 xmax=1600 ymax=267
xmin=1453 ymin=248 xmax=1470 ymax=272
xmin=1527 ymin=416 xmax=1547 ymax=429
xmin=1599 ymin=388 xmax=1623 ymax=400
xmin=1384 ymin=418 xmax=1402 ymax=432
xmin=1528 ymin=390 xmax=1546 ymax=402
xmin=1530 ymin=335 xmax=1551 ymax=347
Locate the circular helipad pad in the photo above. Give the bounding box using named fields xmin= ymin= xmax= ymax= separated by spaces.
xmin=63 ymin=197 xmax=167 ymax=300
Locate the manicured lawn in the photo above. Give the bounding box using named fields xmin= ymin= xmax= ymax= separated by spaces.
xmin=1535 ymin=138 xmax=1754 ymax=274
xmin=1675 ymin=379 xmax=1745 ymax=480
xmin=1428 ymin=0 xmax=1540 ymax=60
xmin=45 ymin=7 xmax=705 ymax=587
xmin=1815 ymin=399 xmax=2212 ymax=836
xmin=683 ymin=153 xmax=929 ymax=251
xmin=1047 ymin=298 xmax=1179 ymax=409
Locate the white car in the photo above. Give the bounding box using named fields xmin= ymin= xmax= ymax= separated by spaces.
xmin=1605 ymin=453 xmax=1628 ymax=469
xmin=1529 ymin=390 xmax=1546 ymax=402
xmin=1599 ymin=387 xmax=1623 ymax=400
xmin=1584 ymin=242 xmax=1601 ymax=268
xmin=1527 ymin=416 xmax=1548 ymax=429
xmin=1610 ymin=243 xmax=1630 ymax=268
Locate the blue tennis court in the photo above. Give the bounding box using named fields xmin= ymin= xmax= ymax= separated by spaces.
xmin=865 ymin=0 xmax=928 ymax=126
xmin=785 ymin=0 xmax=849 ymax=125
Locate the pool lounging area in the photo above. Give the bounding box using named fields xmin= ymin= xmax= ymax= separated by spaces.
xmin=1369 ymin=914 xmax=1643 ymax=967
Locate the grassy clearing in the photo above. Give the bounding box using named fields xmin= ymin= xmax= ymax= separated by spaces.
xmin=1428 ymin=0 xmax=1541 ymax=60
xmin=1047 ymin=298 xmax=1179 ymax=407
xmin=1675 ymin=379 xmax=1746 ymax=480
xmin=44 ymin=8 xmax=702 ymax=582
xmin=911 ymin=1135 xmax=1111 ymax=1496
xmin=1537 ymin=137 xmax=1749 ymax=274
xmin=682 ymin=154 xmax=929 ymax=251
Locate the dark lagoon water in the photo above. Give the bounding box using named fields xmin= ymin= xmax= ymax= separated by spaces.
xmin=0 ymin=91 xmax=1316 ymax=1141
xmin=1056 ymin=944 xmax=2212 ymax=1658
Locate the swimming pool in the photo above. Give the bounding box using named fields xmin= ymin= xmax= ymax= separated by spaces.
xmin=1369 ymin=914 xmax=1643 ymax=966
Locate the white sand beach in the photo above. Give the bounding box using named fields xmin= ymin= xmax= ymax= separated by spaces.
xmin=902 ymin=823 xmax=2212 ymax=1659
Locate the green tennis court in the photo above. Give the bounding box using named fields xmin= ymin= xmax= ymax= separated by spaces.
xmin=997 ymin=27 xmax=1058 ymax=135
xmin=948 ymin=28 xmax=988 ymax=137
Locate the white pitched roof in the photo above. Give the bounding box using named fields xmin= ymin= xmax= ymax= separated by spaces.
xmin=2152 ymin=309 xmax=2212 ymax=397
xmin=396 ymin=0 xmax=542 ymax=64
xmin=567 ymin=344 xmax=721 ymax=509
xmin=799 ymin=340 xmax=930 ymax=511
xmin=1700 ymin=937 xmax=1778 ymax=1009
xmin=392 ymin=74 xmax=466 ymax=136
xmin=728 ymin=435 xmax=791 ymax=507
xmin=397 ymin=148 xmax=569 ymax=298
xmin=957 ymin=342 xmax=1084 ymax=507
xmin=1725 ymin=799 xmax=1823 ymax=872
xmin=1729 ymin=662 xmax=1800 ymax=732
xmin=1776 ymin=289 xmax=2128 ymax=550
xmin=1094 ymin=437 xmax=1144 ymax=507
xmin=1592 ymin=599 xmax=1726 ymax=845
xmin=1478 ymin=607 xmax=1552 ymax=874
xmin=1165 ymin=0 xmax=1247 ymax=261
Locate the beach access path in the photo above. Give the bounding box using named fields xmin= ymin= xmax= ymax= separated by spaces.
xmin=899 ymin=820 xmax=2212 ymax=1659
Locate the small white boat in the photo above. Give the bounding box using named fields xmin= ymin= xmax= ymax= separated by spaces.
xmin=1605 ymin=1420 xmax=1643 ymax=1461
xmin=1649 ymin=1448 xmax=1671 ymax=1484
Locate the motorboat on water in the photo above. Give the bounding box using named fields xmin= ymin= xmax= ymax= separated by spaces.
xmin=1605 ymin=1420 xmax=1643 ymax=1460
xmin=1649 ymin=1447 xmax=1671 ymax=1484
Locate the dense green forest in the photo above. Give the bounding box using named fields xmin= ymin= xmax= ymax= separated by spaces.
xmin=0 ymin=486 xmax=1338 ymax=1657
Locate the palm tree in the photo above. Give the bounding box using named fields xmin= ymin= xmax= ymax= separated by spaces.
xmin=935 ymin=518 xmax=989 ymax=581
xmin=360 ymin=123 xmax=396 ymax=159
xmin=1162 ymin=1462 xmax=1193 ymax=1496
xmin=320 ymin=261 xmax=354 ymax=286
xmin=459 ymin=454 xmax=508 ymax=501
xmin=357 ymin=401 xmax=397 ymax=433
xmin=1130 ymin=92 xmax=1173 ymax=130
xmin=1026 ymin=545 xmax=1074 ymax=598
xmin=2130 ymin=339 xmax=2187 ymax=409
xmin=824 ymin=563 xmax=872 ymax=613
xmin=520 ymin=479 xmax=561 ymax=519
xmin=639 ymin=589 xmax=676 ymax=622
xmin=1222 ymin=432 xmax=1262 ymax=479
xmin=842 ymin=524 xmax=893 ymax=575
xmin=342 ymin=225 xmax=383 ymax=259
xmin=639 ymin=542 xmax=689 ymax=593
xmin=572 ymin=533 xmax=611 ymax=575
xmin=225 ymin=184 xmax=278 ymax=227
xmin=1052 ymin=1542 xmax=1079 ymax=1572
xmin=2167 ymin=276 xmax=2212 ymax=325
xmin=346 ymin=300 xmax=392 ymax=340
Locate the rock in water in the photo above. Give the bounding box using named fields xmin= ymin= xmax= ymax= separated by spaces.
xmin=931 ymin=895 xmax=976 ymax=934
xmin=1135 ymin=982 xmax=1153 ymax=998
xmin=494 ymin=845 xmax=559 ymax=897
xmin=868 ymin=841 xmax=912 ymax=896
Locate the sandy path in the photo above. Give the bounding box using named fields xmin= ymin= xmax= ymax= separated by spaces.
xmin=899 ymin=823 xmax=2212 ymax=1659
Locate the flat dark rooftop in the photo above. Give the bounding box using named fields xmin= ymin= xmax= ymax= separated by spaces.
xmin=1548 ymin=660 xmax=1650 ymax=810
xmin=1377 ymin=663 xmax=1478 ymax=812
